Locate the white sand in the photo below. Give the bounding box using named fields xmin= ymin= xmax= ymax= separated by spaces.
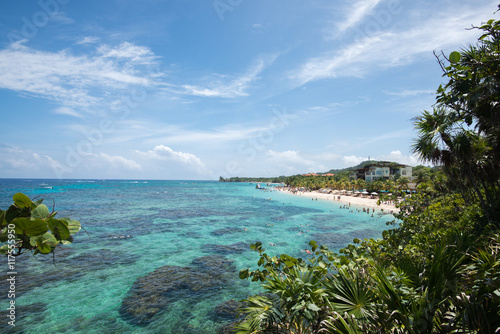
xmin=278 ymin=188 xmax=399 ymax=213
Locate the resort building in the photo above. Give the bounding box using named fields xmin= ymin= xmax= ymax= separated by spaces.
xmin=349 ymin=162 xmax=412 ymax=182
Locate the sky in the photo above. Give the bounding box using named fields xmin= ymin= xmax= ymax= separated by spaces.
xmin=0 ymin=0 xmax=497 ymax=180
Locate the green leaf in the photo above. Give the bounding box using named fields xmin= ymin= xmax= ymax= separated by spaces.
xmin=5 ymin=206 xmax=21 ymax=223
xmin=307 ymin=303 xmax=321 ymax=312
xmin=239 ymin=269 xmax=249 ymax=279
xmin=13 ymin=193 xmax=33 ymax=209
xmin=33 ymin=199 xmax=44 ymax=206
xmin=449 ymin=51 xmax=461 ymax=63
xmin=33 ymin=232 xmax=58 ymax=254
xmin=39 ymin=234 xmax=57 ymax=253
xmin=0 ymin=244 xmax=9 ymax=255
xmin=32 ymin=204 xmax=50 ymax=220
xmin=48 ymin=219 xmax=70 ymax=240
xmin=60 ymin=218 xmax=81 ymax=235
xmin=13 ymin=217 xmax=49 ymax=236
xmin=60 ymin=235 xmax=73 ymax=245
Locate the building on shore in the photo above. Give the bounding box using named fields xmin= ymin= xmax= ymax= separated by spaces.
xmin=349 ymin=161 xmax=412 ymax=182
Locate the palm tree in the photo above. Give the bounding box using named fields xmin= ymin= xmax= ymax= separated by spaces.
xmin=354 ymin=179 xmax=365 ymax=192
xmin=396 ymin=177 xmax=410 ymax=192
xmin=384 ymin=179 xmax=396 ymax=193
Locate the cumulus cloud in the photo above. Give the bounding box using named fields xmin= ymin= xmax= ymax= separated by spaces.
xmin=0 ymin=145 xmax=67 ymax=178
xmin=94 ymin=153 xmax=142 ymax=171
xmin=136 ymin=145 xmax=205 ymax=169
xmin=260 ymin=149 xmax=424 ymax=176
xmin=376 ymin=150 xmax=422 ymax=166
xmin=265 ymin=150 xmax=326 ymax=174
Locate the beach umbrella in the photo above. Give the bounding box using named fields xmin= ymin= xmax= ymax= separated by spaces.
xmin=371 ymin=192 xmax=378 ymax=195
xmin=362 ymin=191 xmax=369 ymax=194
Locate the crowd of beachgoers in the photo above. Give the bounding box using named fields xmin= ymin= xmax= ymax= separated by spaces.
xmin=261 ymin=185 xmax=400 ymax=213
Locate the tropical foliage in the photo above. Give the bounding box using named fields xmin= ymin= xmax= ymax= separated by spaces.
xmin=235 ymin=10 xmax=500 ymax=334
xmin=0 ymin=193 xmax=81 ymax=257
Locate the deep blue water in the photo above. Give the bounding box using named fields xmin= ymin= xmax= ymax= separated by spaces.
xmin=0 ymin=179 xmax=395 ymax=333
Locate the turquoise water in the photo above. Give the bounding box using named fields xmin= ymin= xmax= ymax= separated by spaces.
xmin=0 ymin=179 xmax=395 ymax=333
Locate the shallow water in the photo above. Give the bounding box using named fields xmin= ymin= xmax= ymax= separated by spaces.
xmin=0 ymin=179 xmax=395 ymax=333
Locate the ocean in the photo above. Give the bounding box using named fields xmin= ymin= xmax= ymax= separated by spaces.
xmin=0 ymin=179 xmax=394 ymax=333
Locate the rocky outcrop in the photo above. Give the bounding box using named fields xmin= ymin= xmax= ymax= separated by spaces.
xmin=119 ymin=254 xmax=236 ymax=325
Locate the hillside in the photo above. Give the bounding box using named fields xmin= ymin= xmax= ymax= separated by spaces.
xmin=219 ymin=160 xmax=413 ymax=182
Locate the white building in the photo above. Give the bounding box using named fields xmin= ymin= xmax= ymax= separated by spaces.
xmin=350 ymin=162 xmax=412 ymax=182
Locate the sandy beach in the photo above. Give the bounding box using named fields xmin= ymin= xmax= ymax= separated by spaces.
xmin=276 ymin=188 xmax=400 ymax=213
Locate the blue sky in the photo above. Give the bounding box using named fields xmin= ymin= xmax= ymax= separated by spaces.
xmin=0 ymin=0 xmax=497 ymax=180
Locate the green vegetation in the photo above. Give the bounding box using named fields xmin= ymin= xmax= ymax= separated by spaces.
xmin=234 ymin=10 xmax=500 ymax=333
xmin=0 ymin=193 xmax=81 ymax=257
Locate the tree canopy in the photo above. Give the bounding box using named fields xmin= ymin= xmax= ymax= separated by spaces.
xmin=234 ymin=8 xmax=500 ymax=333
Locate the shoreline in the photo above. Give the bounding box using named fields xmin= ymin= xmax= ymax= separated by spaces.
xmin=275 ymin=188 xmax=400 ymax=213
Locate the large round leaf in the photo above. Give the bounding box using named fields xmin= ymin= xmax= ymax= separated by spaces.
xmin=32 ymin=232 xmax=58 ymax=254
xmin=13 ymin=217 xmax=49 ymax=236
xmin=449 ymin=51 xmax=461 ymax=63
xmin=32 ymin=204 xmax=50 ymax=220
xmin=60 ymin=218 xmax=81 ymax=235
xmin=48 ymin=218 xmax=70 ymax=240
xmin=13 ymin=193 xmax=33 ymax=209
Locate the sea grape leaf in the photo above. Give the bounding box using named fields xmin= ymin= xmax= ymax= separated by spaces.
xmin=5 ymin=205 xmax=22 ymax=223
xmin=31 ymin=232 xmax=58 ymax=254
xmin=239 ymin=269 xmax=249 ymax=279
xmin=13 ymin=217 xmax=49 ymax=236
xmin=33 ymin=199 xmax=44 ymax=206
xmin=13 ymin=193 xmax=33 ymax=209
xmin=60 ymin=235 xmax=74 ymax=245
xmin=60 ymin=218 xmax=81 ymax=235
xmin=0 ymin=244 xmax=9 ymax=255
xmin=48 ymin=219 xmax=70 ymax=240
xmin=449 ymin=51 xmax=461 ymax=63
xmin=32 ymin=204 xmax=50 ymax=220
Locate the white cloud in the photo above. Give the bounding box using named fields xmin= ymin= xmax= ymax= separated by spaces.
xmin=50 ymin=12 xmax=74 ymax=24
xmin=383 ymin=89 xmax=434 ymax=97
xmin=53 ymin=106 xmax=84 ymax=118
xmin=342 ymin=155 xmax=366 ymax=167
xmin=76 ymin=36 xmax=100 ymax=45
xmin=265 ymin=150 xmax=326 ymax=174
xmin=97 ymin=42 xmax=159 ymax=64
xmin=334 ymin=0 xmax=383 ymax=36
xmin=0 ymin=145 xmax=67 ymax=178
xmin=96 ymin=153 xmax=142 ymax=171
xmin=0 ymin=40 xmax=161 ymax=110
xmin=0 ymin=144 xmax=144 ymax=178
xmin=292 ymin=3 xmax=492 ymax=85
xmin=155 ymin=125 xmax=269 ymax=144
xmin=376 ymin=150 xmax=422 ymax=166
xmin=260 ymin=149 xmax=423 ymax=176
xmin=136 ymin=145 xmax=205 ymax=169
xmin=181 ymin=54 xmax=278 ymax=98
